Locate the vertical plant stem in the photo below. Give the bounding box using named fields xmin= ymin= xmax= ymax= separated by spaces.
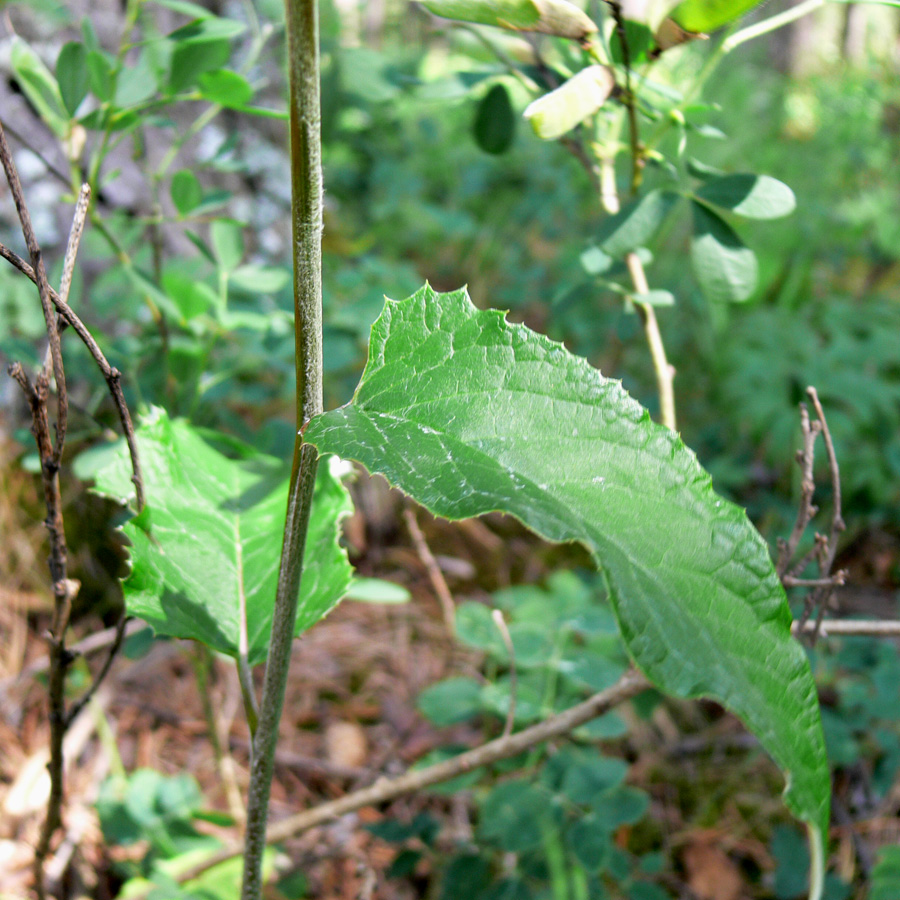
xmin=597 ymin=157 xmax=676 ymax=431
xmin=240 ymin=0 xmax=323 ymax=897
xmin=625 ymin=252 xmax=676 ymax=431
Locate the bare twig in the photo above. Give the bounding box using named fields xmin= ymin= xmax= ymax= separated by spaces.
xmin=64 ymin=614 xmax=129 ymax=727
xmin=404 ymin=506 xmax=456 ymax=636
xmin=792 ymin=619 xmax=900 ymax=638
xmin=132 ymin=667 xmax=651 ymax=893
xmin=0 ymin=118 xmax=72 ymax=189
xmin=2 ymin=133 xmax=76 ymax=897
xmin=0 ymin=120 xmax=67 ymax=464
xmin=777 ymin=389 xmax=847 ymax=643
xmin=0 ymin=240 xmax=145 ymax=510
xmin=807 ymin=387 xmax=845 ymax=567
xmin=783 ymin=574 xmax=848 ymax=589
xmin=2 ymin=619 xmax=146 ymax=688
xmin=41 ymin=183 xmax=90 ymax=378
xmin=1 ymin=120 xmax=144 ymax=897
xmin=58 ymin=184 xmax=91 ymax=307
xmin=777 ymin=403 xmax=818 ymax=579
xmin=491 ymin=609 xmax=517 ymax=738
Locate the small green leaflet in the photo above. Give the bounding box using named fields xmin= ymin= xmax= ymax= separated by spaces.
xmin=305 ymin=285 xmax=829 ymax=860
xmin=85 ymin=408 xmax=353 ymax=664
xmin=690 ymin=200 xmax=758 ymax=302
xmin=694 ymin=173 xmax=796 ymax=220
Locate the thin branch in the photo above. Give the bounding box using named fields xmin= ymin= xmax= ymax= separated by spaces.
xmin=591 ymin=156 xmax=677 ymax=432
xmin=9 ymin=360 xmax=77 ymax=898
xmin=58 ymin=184 xmax=91 ymax=307
xmin=64 ymin=614 xmax=129 ymax=727
xmin=41 ymin=183 xmax=90 ymax=377
xmin=777 ymin=403 xmax=818 ymax=579
xmin=777 ymin=389 xmax=847 ymax=644
xmin=0 ymin=118 xmax=72 ymax=189
xmin=0 ymin=240 xmax=145 ymax=510
xmin=807 ymin=387 xmax=845 ymax=567
xmin=492 ymin=609 xmax=517 ymax=738
xmin=2 ymin=619 xmax=146 ymax=689
xmin=792 ymin=619 xmax=900 ymax=638
xmin=625 ymin=252 xmax=676 ymax=430
xmin=0 ymin=119 xmax=68 ymax=465
xmin=134 ymin=668 xmax=652 ymax=893
xmin=606 ymin=0 xmax=642 ymax=192
xmin=404 ymin=506 xmax=456 ymax=637
xmin=782 ymin=574 xmax=847 ymax=589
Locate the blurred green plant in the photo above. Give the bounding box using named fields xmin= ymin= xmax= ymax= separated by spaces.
xmin=96 ymin=768 xmax=263 ymax=899
xmin=403 ymin=571 xmax=669 ymax=899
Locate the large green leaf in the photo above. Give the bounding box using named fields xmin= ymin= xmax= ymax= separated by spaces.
xmin=86 ymin=408 xmax=353 ymax=664
xmin=305 ymin=285 xmax=829 ymax=853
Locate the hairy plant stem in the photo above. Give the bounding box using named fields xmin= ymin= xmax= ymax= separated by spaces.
xmin=240 ymin=0 xmax=323 ymax=897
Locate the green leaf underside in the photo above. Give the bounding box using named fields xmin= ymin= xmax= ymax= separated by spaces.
xmin=598 ymin=189 xmax=680 ymax=258
xmin=305 ymin=285 xmax=828 ymax=841
xmin=89 ymin=408 xmax=353 ymax=665
xmin=690 ymin=201 xmax=758 ymax=302
xmin=474 ymin=83 xmax=516 ymax=154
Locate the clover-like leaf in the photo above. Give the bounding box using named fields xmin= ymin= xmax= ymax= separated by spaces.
xmin=690 ymin=200 xmax=758 ymax=302
xmin=305 ymin=285 xmax=829 ymax=860
xmin=597 ymin=189 xmax=680 ymax=258
xmin=86 ymin=408 xmax=353 ymax=664
xmin=474 ymin=83 xmax=516 ymax=155
xmin=695 ymin=173 xmax=796 ymax=220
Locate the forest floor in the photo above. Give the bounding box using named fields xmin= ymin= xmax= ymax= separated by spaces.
xmin=1 ymin=433 xmax=899 ymax=900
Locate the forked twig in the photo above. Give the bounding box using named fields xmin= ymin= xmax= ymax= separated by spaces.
xmin=0 ymin=118 xmax=143 ymax=897
xmin=64 ymin=614 xmax=129 ymax=727
xmin=778 ymin=387 xmax=848 ymax=643
xmin=0 ymin=190 xmax=144 ymax=505
xmin=0 ymin=119 xmax=67 ymax=464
